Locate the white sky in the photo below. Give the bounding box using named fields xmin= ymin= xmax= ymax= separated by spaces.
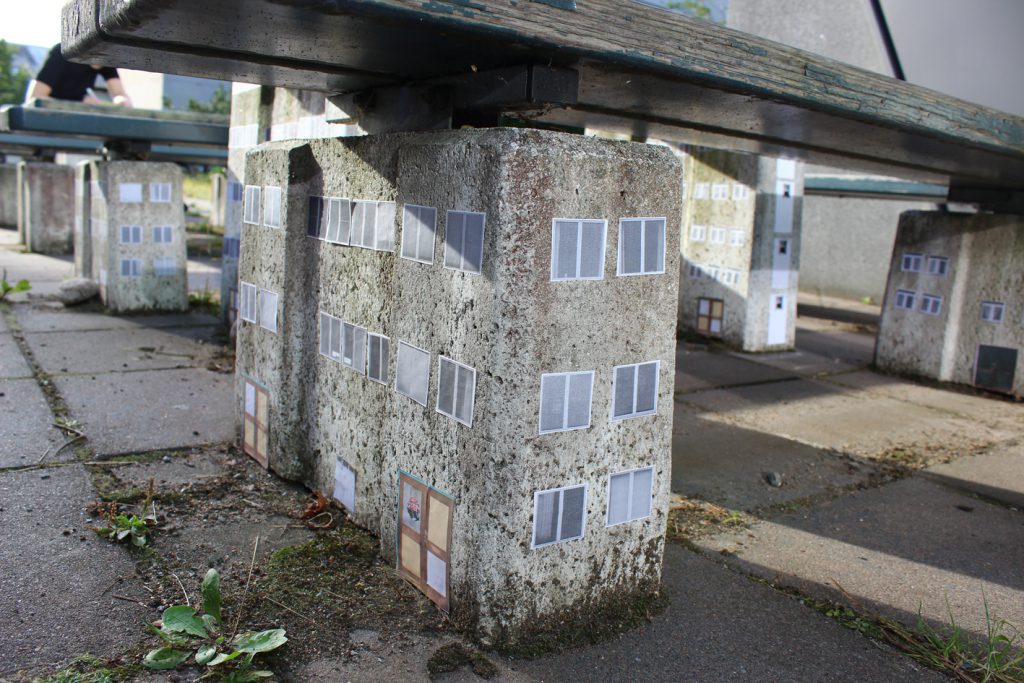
xmin=1 ymin=0 xmax=65 ymax=48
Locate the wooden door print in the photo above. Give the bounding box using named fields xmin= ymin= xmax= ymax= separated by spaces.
xmin=242 ymin=377 xmax=269 ymax=468
xmin=397 ymin=472 xmax=453 ymax=612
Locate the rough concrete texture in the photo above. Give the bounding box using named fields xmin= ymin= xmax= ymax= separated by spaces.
xmin=0 ymin=378 xmax=67 ymax=468
xmin=12 ymin=307 xmax=218 ymax=333
xmin=0 ymin=243 xmax=74 ymax=299
xmin=675 ymin=343 xmax=793 ymax=393
xmin=17 ymin=162 xmax=75 ymax=255
xmin=238 ymin=128 xmax=681 ymax=643
xmin=0 ymin=163 xmax=17 ymax=228
xmin=0 ymin=465 xmax=148 ymax=675
xmin=73 ymin=160 xmax=92 ymax=278
xmin=679 ymin=148 xmax=804 ymax=351
xmin=55 ymin=367 xmax=234 ymax=457
xmin=54 ymin=277 xmax=100 ymax=305
xmin=0 ymin=330 xmax=32 ymax=379
xmin=924 ymin=439 xmax=1024 ymax=510
xmin=86 ymin=161 xmax=188 ymax=313
xmin=876 ymin=211 xmax=1024 ymax=395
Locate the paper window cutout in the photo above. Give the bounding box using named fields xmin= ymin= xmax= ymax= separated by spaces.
xmin=436 ymin=356 xmax=476 ymax=427
xmin=152 ymin=225 xmax=173 ymax=244
xmin=229 ymin=181 xmax=243 ymax=203
xmin=974 ymin=345 xmax=1018 ymax=393
xmin=401 ymin=204 xmax=438 ymax=265
xmin=263 ymin=186 xmax=283 ymax=228
xmin=259 ymin=288 xmax=279 ymax=332
xmin=711 ymin=183 xmax=729 ymax=200
xmin=981 ymin=301 xmax=1006 ymax=323
xmin=444 ymin=210 xmax=486 ymax=274
xmin=397 ymin=473 xmax=453 ymax=612
xmin=119 ymin=183 xmax=142 ymax=203
xmin=709 ymin=227 xmax=726 ymax=244
xmin=307 ymin=196 xmax=325 ymax=239
xmin=149 ymin=183 xmax=172 ymax=203
xmin=551 ymin=219 xmax=606 ymax=281
xmin=927 ymin=256 xmax=949 ymax=276
xmin=723 ymin=268 xmax=742 ymax=286
xmin=426 ymin=551 xmax=447 ymax=598
xmin=612 ymin=361 xmax=660 ymax=421
xmin=319 ymin=312 xmax=346 ymax=363
xmin=693 ymin=183 xmax=710 ymax=199
xmin=350 ymin=200 xmax=396 ymax=251
xmin=119 ymin=225 xmax=142 ymax=244
xmin=333 ymin=457 xmax=356 ymax=513
xmin=242 ymin=377 xmax=269 ymax=468
xmin=243 ymin=186 xmax=261 ymax=225
xmin=239 ymin=281 xmax=258 ymax=323
xmin=618 ymin=218 xmax=665 ymax=276
xmin=687 ymin=263 xmax=703 ymax=279
xmin=539 ymin=371 xmax=594 ymax=434
xmin=532 ymin=484 xmax=587 ymax=548
xmin=367 ymin=333 xmax=390 ymax=384
xmin=777 ymin=158 xmax=797 ymax=180
xmin=697 ymin=297 xmax=724 ymax=336
xmin=920 ymin=293 xmax=943 ymax=316
xmin=222 ymin=237 xmax=240 ymax=259
xmin=395 ymin=342 xmax=431 ymax=406
xmin=119 ymin=258 xmax=142 ymax=277
xmin=894 ymin=289 xmax=916 ymax=310
xmin=154 ymin=256 xmax=176 ymax=277
xmin=607 ymin=466 xmax=654 ymax=527
xmin=901 ymin=252 xmax=923 ymax=273
xmin=729 ymin=230 xmax=745 ymax=247
xmin=732 ymin=183 xmax=750 ymax=200
xmin=326 ymin=197 xmax=352 ymax=245
xmin=690 ymin=224 xmax=707 ymax=242
xmin=705 ymin=265 xmax=720 ymax=282
xmin=341 ymin=322 xmax=367 ymax=374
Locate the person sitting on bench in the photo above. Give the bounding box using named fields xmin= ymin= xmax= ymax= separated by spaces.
xmin=25 ymin=44 xmax=132 ymax=107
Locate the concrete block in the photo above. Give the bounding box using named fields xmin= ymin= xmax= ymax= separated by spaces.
xmin=237 ymin=128 xmax=681 ymax=644
xmin=0 ymin=163 xmax=17 ymax=228
xmin=73 ymin=161 xmax=92 ymax=277
xmin=678 ymin=149 xmax=804 ymax=352
xmin=211 ymin=171 xmax=227 ymax=227
xmin=876 ymin=211 xmax=1024 ymax=395
xmin=84 ymin=160 xmax=189 ymax=313
xmin=17 ymin=161 xmax=76 ymax=255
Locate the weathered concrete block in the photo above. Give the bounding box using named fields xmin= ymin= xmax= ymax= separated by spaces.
xmin=210 ymin=172 xmax=227 ymax=227
xmin=85 ymin=161 xmax=188 ymax=313
xmin=55 ymin=277 xmax=100 ymax=305
xmin=678 ymin=149 xmax=803 ymax=351
xmin=237 ymin=128 xmax=681 ymax=644
xmin=0 ymin=164 xmax=17 ymax=228
xmin=876 ymin=211 xmax=1024 ymax=395
xmin=17 ymin=162 xmax=76 ymax=255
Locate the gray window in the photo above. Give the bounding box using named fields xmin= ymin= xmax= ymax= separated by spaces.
xmin=532 ymin=484 xmax=587 ymax=548
xmin=551 ymin=219 xmax=605 ymax=281
xmin=325 ymin=197 xmax=352 ymax=245
xmin=444 ymin=210 xmax=486 ymax=274
xmin=981 ymin=301 xmax=1005 ymax=323
xmin=119 ymin=258 xmax=142 ymax=277
xmin=539 ymin=371 xmax=594 ymax=434
xmin=319 ymin=312 xmax=344 ymax=363
xmin=618 ymin=218 xmax=666 ymax=276
xmin=894 ymin=289 xmax=916 ymax=310
xmin=239 ymin=282 xmax=257 ymax=323
xmin=152 ymin=225 xmax=173 ymax=244
xmin=149 ymin=183 xmax=172 ymax=203
xmin=243 ymin=186 xmax=260 ymax=225
xmin=119 ymin=183 xmax=142 ymax=203
xmin=395 ymin=342 xmax=430 ymax=406
xmin=927 ymin=256 xmax=949 ymax=276
xmin=611 ymin=361 xmax=660 ymax=420
xmin=263 ymin=186 xmax=283 ymax=228
xmin=350 ymin=200 xmax=396 ymax=251
xmin=307 ymin=196 xmax=325 ymax=239
xmin=606 ymin=467 xmax=654 ymax=527
xmin=258 ymin=289 xmax=279 ymax=333
xmin=153 ymin=256 xmax=176 ymax=276
xmin=367 ymin=333 xmax=390 ymax=384
xmin=341 ymin=322 xmax=367 ymax=374
xmin=401 ymin=204 xmax=438 ymax=264
xmin=436 ymin=356 xmax=476 ymax=427
xmin=921 ymin=293 xmax=943 ymax=316
xmin=901 ymin=252 xmax=923 ymax=273
xmin=119 ymin=225 xmax=142 ymax=244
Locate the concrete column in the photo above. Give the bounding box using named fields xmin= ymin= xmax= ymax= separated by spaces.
xmin=73 ymin=161 xmax=93 ymax=278
xmin=17 ymin=162 xmax=76 ymax=255
xmin=237 ymin=128 xmax=681 ymax=645
xmin=876 ymin=211 xmax=1023 ymax=396
xmin=210 ymin=172 xmax=227 ymax=228
xmin=0 ymin=164 xmax=17 ymax=229
xmin=678 ymin=148 xmax=804 ymax=351
xmin=85 ymin=161 xmax=188 ymax=313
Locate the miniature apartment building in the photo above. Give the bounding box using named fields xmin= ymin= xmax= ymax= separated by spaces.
xmin=17 ymin=161 xmax=75 ymax=255
xmin=678 ymin=148 xmax=803 ymax=351
xmin=876 ymin=211 xmax=1024 ymax=395
xmin=236 ymin=128 xmax=681 ymax=643
xmin=75 ymin=160 xmax=187 ymax=313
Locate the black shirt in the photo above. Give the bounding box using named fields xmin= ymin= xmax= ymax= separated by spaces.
xmin=35 ymin=44 xmax=120 ymax=101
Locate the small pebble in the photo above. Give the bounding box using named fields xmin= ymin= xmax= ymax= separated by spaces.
xmin=162 ymin=455 xmax=172 ymax=463
xmin=39 ymin=473 xmax=50 ymax=480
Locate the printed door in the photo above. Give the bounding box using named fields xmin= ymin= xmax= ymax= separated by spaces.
xmin=696 ymin=298 xmax=723 ymax=337
xmin=768 ymin=294 xmax=788 ymax=346
xmin=397 ymin=473 xmax=453 ymax=612
xmin=242 ymin=378 xmax=269 ymax=468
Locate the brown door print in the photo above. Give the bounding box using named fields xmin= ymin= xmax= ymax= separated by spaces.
xmin=696 ymin=297 xmax=724 ymax=337
xmin=397 ymin=472 xmax=453 ymax=612
xmin=242 ymin=378 xmax=269 ymax=468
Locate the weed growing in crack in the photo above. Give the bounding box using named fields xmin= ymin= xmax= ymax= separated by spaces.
xmin=0 ymin=268 xmax=30 ymax=301
xmin=89 ymin=479 xmax=158 ymax=547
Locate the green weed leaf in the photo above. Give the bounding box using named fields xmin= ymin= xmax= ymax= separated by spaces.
xmin=195 ymin=644 xmax=218 ymax=665
xmin=143 ymin=647 xmax=191 ymax=670
xmin=207 ymin=650 xmax=243 ymax=666
xmin=146 ymin=623 xmax=190 ymax=645
xmin=162 ymin=605 xmax=209 ymax=637
xmin=201 ymin=568 xmax=222 ymax=625
xmin=232 ymin=629 xmax=288 ymax=653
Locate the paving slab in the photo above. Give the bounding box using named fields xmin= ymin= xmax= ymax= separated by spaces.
xmin=13 ymin=307 xmax=219 ymax=333
xmin=0 ymin=464 xmax=147 ymax=675
xmin=114 ymin=449 xmax=231 ymax=487
xmin=24 ymin=326 xmax=221 ymax=375
xmin=671 ymin=405 xmax=877 ymax=511
xmin=676 ymin=346 xmax=793 ymax=393
xmin=924 ymin=440 xmax=1024 ymax=510
xmin=55 ymin=367 xmax=235 ymax=456
xmin=730 ymin=348 xmax=863 ymax=377
xmin=697 ymin=476 xmax=1024 ymax=641
xmin=0 ymin=378 xmax=67 ymax=468
xmin=0 ymin=248 xmax=74 ymax=298
xmin=794 ymin=324 xmax=877 ymax=367
xmin=187 ymin=256 xmax=221 ymax=295
xmin=0 ymin=331 xmax=32 ymax=379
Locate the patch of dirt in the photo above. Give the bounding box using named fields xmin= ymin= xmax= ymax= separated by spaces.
xmin=667 ymin=495 xmax=750 ymax=543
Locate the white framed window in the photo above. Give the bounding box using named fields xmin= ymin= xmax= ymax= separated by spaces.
xmin=395 ymin=341 xmax=431 ymax=406
xmin=333 ymin=457 xmax=356 ymax=513
xmin=618 ymin=218 xmax=665 ymax=276
xmin=921 ymin=293 xmax=943 ymax=316
xmin=149 ymin=182 xmax=172 ymax=203
xmin=606 ymin=466 xmax=654 ymax=527
xmin=732 ymin=183 xmax=750 ymax=200
xmin=692 ymin=182 xmax=710 ymax=199
xmin=243 ymin=185 xmax=261 ymax=225
xmin=325 ymin=197 xmax=352 ymax=245
xmin=705 ymin=265 xmax=720 ymax=282
xmin=689 ymin=224 xmax=707 ymax=242
xmin=119 ymin=225 xmax=142 ymax=244
xmin=154 ymin=256 xmax=176 ymax=277
xmin=341 ymin=322 xmax=367 ymax=374
xmin=436 ymin=356 xmax=477 ymax=427
xmin=724 ymin=268 xmax=742 ymax=286
xmin=687 ymin=262 xmax=703 ymax=279
xmin=611 ymin=361 xmax=659 ymax=421
xmin=239 ymin=282 xmax=258 ymax=323
xmin=263 ymin=186 xmax=282 ymax=228
xmin=729 ymin=230 xmax=746 ymax=247
xmin=350 ymin=200 xmax=396 ymax=251
xmin=307 ymin=196 xmax=325 ymax=239
xmin=401 ymin=204 xmax=438 ymax=264
xmin=119 ymin=258 xmax=142 ymax=277
xmin=927 ymin=256 xmax=949 ymax=276
xmin=894 ymin=289 xmax=916 ymax=310
xmin=258 ymin=289 xmax=279 ymax=332
xmin=711 ymin=183 xmax=730 ymax=200
xmin=445 ymin=210 xmax=486 ymax=274
xmin=118 ymin=183 xmax=142 ymax=203
xmin=550 ymin=218 xmax=605 ymax=281
xmin=901 ymin=252 xmax=923 ymax=273
xmin=981 ymin=301 xmax=1005 ymax=323
xmin=531 ymin=484 xmax=587 ymax=548
xmin=367 ymin=333 xmax=390 ymax=384
xmin=709 ymin=227 xmax=727 ymax=244
xmin=228 ymin=181 xmax=243 ymax=203
xmin=318 ymin=312 xmax=344 ymax=362
xmin=152 ymin=225 xmax=173 ymax=244
xmin=538 ymin=370 xmax=594 ymax=434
